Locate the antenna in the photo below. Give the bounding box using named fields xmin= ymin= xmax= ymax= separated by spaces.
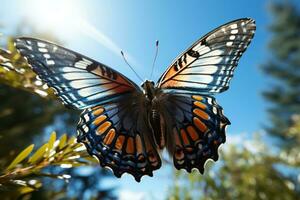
xmin=150 ymin=40 xmax=159 ymax=80
xmin=120 ymin=51 xmax=143 ymax=82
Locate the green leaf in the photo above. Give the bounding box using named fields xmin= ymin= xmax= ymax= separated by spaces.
xmin=67 ymin=136 xmax=77 ymax=145
xmin=58 ymin=134 xmax=67 ymax=150
xmin=28 ymin=143 xmax=49 ymax=164
xmin=6 ymin=144 xmax=34 ymax=170
xmin=48 ymin=131 xmax=56 ymax=152
xmin=18 ymin=186 xmax=35 ymax=194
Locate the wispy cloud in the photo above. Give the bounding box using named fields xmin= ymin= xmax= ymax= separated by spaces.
xmin=77 ymin=18 xmax=139 ymax=67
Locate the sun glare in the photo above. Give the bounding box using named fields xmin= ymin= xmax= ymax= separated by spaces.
xmin=22 ymin=0 xmax=138 ymax=66
xmin=23 ymin=0 xmax=84 ymax=35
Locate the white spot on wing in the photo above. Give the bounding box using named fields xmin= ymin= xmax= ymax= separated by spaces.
xmin=231 ymin=29 xmax=238 ymax=34
xmin=38 ymin=48 xmax=48 ymax=53
xmin=204 ymin=49 xmax=223 ymax=57
xmin=229 ymin=35 xmax=236 ymax=40
xmin=83 ymin=125 xmax=89 ymax=133
xmin=207 ymin=97 xmax=213 ymax=105
xmin=226 ymin=41 xmax=233 ymax=47
xmin=46 ymin=60 xmax=55 ymax=65
xmin=37 ymin=42 xmax=46 ymax=48
xmin=43 ymin=54 xmax=51 ymax=59
xmin=84 ymin=114 xmax=90 ymax=122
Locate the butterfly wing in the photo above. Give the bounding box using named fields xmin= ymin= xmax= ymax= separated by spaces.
xmin=160 ymin=93 xmax=229 ymax=172
xmin=157 ymin=18 xmax=256 ymax=94
xmin=77 ymin=93 xmax=161 ymax=182
xmin=15 ymin=37 xmax=141 ymax=109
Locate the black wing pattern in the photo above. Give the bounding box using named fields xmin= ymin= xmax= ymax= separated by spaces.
xmin=15 ymin=37 xmax=140 ymax=109
xmin=157 ymin=18 xmax=256 ymax=94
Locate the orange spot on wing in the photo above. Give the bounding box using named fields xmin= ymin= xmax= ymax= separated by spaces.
xmin=192 ymin=95 xmax=203 ymax=101
xmin=93 ymin=115 xmax=107 ymax=126
xmin=193 ymin=108 xmax=210 ymax=120
xmin=97 ymin=121 xmax=112 ymax=135
xmin=194 ymin=101 xmax=206 ymax=109
xmin=93 ymin=107 xmax=104 ymax=116
xmin=180 ymin=129 xmax=190 ymax=145
xmin=187 ymin=126 xmax=199 ymax=141
xmin=126 ymin=137 xmax=135 ymax=154
xmin=193 ymin=117 xmax=208 ymax=132
xmin=115 ymin=135 xmax=125 ymax=150
xmin=103 ymin=129 xmax=116 ymax=145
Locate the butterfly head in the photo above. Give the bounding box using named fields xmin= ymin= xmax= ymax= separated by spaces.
xmin=141 ymin=80 xmax=154 ymax=89
xmin=141 ymin=80 xmax=155 ymax=100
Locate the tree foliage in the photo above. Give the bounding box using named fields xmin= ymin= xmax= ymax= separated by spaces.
xmin=261 ymin=2 xmax=300 ymax=145
xmin=0 ymin=132 xmax=96 ymax=199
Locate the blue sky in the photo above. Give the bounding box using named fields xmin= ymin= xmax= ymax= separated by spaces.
xmin=1 ymin=0 xmax=297 ymax=199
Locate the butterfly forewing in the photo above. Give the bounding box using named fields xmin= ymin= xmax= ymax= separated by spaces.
xmin=15 ymin=37 xmax=140 ymax=109
xmin=157 ymin=18 xmax=256 ymax=94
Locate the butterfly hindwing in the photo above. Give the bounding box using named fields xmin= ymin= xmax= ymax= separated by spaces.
xmin=158 ymin=18 xmax=256 ymax=94
xmin=15 ymin=37 xmax=140 ymax=109
xmin=161 ymin=93 xmax=230 ymax=173
xmin=77 ymin=94 xmax=162 ymax=181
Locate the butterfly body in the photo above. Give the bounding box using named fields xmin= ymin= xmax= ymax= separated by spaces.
xmin=15 ymin=18 xmax=256 ymax=181
xmin=141 ymin=80 xmax=165 ymax=149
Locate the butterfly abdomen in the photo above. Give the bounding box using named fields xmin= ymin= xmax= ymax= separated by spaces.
xmin=149 ymin=107 xmax=167 ymax=150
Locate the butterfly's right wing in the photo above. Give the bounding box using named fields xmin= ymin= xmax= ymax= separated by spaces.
xmin=15 ymin=37 xmax=140 ymax=109
xmin=157 ymin=18 xmax=255 ymax=94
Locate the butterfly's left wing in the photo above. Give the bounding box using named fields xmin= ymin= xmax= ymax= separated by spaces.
xmin=15 ymin=37 xmax=140 ymax=109
xmin=157 ymin=18 xmax=255 ymax=94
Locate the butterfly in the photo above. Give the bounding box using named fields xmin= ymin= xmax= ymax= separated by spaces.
xmin=15 ymin=18 xmax=256 ymax=182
